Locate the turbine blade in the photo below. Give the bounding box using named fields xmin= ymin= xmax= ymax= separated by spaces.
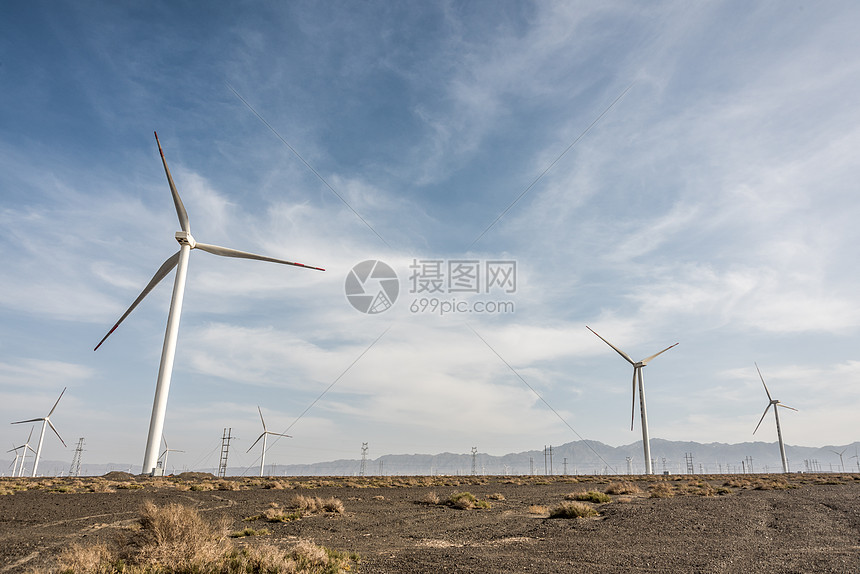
xmin=753 ymin=404 xmax=772 ymax=434
xmin=246 ymin=433 xmax=265 ymax=453
xmin=631 ymin=368 xmax=637 ymax=431
xmin=194 ymin=242 xmax=325 ymax=272
xmin=94 ymin=251 xmax=181 ymax=351
xmin=265 ymin=431 xmax=292 ymax=439
xmin=258 ymin=406 xmax=266 ymax=431
xmin=754 ymin=363 xmax=773 ymax=401
xmin=11 ymin=418 xmax=43 ymax=425
xmin=640 ymin=343 xmax=679 ymax=365
xmin=154 ymin=131 xmax=190 ymax=233
xmin=47 ymin=387 xmax=66 ymax=417
xmin=777 ymin=403 xmax=798 ymax=412
xmin=47 ymin=420 xmax=66 ymax=447
xmin=586 ymin=326 xmax=635 ymax=365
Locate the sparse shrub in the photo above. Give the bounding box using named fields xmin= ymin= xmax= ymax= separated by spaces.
xmin=605 ymin=481 xmax=642 ymax=495
xmin=262 ymin=503 xmax=302 ymax=523
xmin=528 ymin=505 xmax=549 ymax=515
xmin=649 ymin=482 xmax=675 ymax=498
xmin=447 ymin=491 xmax=490 ymax=510
xmin=567 ymin=491 xmax=611 ymax=503
xmin=50 ymin=502 xmax=357 ymax=573
xmin=488 ymin=492 xmax=506 ymax=501
xmin=372 ymin=495 xmax=385 ymax=500
xmin=549 ymin=501 xmax=599 ymax=519
xmin=421 ymin=491 xmax=441 ymax=505
xmin=291 ymin=495 xmax=344 ymax=515
xmin=216 ymin=480 xmax=240 ymax=491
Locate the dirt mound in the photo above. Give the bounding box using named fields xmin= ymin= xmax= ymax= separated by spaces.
xmin=101 ymin=471 xmax=135 ymax=481
xmin=175 ymin=471 xmax=216 ymax=480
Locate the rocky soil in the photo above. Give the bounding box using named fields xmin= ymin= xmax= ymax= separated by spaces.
xmin=0 ymin=473 xmax=858 ymax=573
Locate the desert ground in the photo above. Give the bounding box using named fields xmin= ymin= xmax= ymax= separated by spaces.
xmin=0 ymin=472 xmax=858 ymax=573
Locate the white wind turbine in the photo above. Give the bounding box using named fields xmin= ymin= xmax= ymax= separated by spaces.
xmin=158 ymin=436 xmax=184 ymax=476
xmin=247 ymin=406 xmax=291 ymax=477
xmin=8 ymin=440 xmax=36 ymax=478
xmin=7 ymin=427 xmax=35 ymax=477
xmin=11 ymin=388 xmax=67 ymax=477
xmin=587 ymin=326 xmax=678 ymax=475
xmin=830 ymin=449 xmax=846 ymax=473
xmin=752 ymin=363 xmax=798 ymax=474
xmin=95 ymin=132 xmax=324 ymax=476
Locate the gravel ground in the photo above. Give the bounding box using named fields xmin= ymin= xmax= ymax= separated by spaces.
xmin=0 ymin=474 xmax=858 ymax=573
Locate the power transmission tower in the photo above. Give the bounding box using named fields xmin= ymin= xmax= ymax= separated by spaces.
xmin=69 ymin=438 xmax=85 ymax=477
xmin=471 ymin=447 xmax=478 ymax=476
xmin=684 ymin=453 xmax=694 ymax=474
xmin=359 ymin=443 xmax=368 ymax=477
xmin=745 ymin=456 xmax=754 ymax=474
xmin=217 ymin=428 xmax=233 ymax=478
xmin=563 ymin=457 xmax=568 ymax=476
xmin=529 ymin=457 xmax=534 ymax=475
xmin=543 ymin=445 xmax=553 ymax=475
xmin=626 ymin=456 xmax=633 ymax=475
xmin=378 ymin=459 xmax=384 ymax=476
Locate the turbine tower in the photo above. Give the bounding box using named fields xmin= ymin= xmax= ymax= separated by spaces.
xmin=11 ymin=388 xmax=67 ymax=477
xmin=587 ymin=326 xmax=678 ymax=475
xmin=95 ymin=133 xmax=324 ymax=475
xmin=752 ymin=363 xmax=797 ymax=474
xmin=246 ymin=406 xmax=290 ymax=477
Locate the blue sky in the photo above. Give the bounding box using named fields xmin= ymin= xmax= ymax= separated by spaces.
xmin=2 ymin=1 xmax=859 ymax=474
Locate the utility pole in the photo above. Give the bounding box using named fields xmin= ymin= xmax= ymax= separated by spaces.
xmin=69 ymin=438 xmax=85 ymax=477
xmin=217 ymin=428 xmax=233 ymax=478
xmin=471 ymin=447 xmax=478 ymax=476
xmin=359 ymin=443 xmax=368 ymax=477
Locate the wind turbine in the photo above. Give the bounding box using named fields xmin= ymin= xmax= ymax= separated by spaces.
xmin=752 ymin=363 xmax=797 ymax=474
xmin=7 ymin=427 xmax=35 ymax=477
xmin=11 ymin=388 xmax=67 ymax=477
xmin=247 ymin=406 xmax=290 ymax=477
xmin=158 ymin=436 xmax=184 ymax=476
xmin=587 ymin=326 xmax=678 ymax=475
xmin=95 ymin=132 xmax=324 ymax=475
xmin=830 ymin=449 xmax=847 ymax=473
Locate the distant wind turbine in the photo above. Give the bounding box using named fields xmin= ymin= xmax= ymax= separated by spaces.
xmin=752 ymin=363 xmax=797 ymax=474
xmin=830 ymin=449 xmax=846 ymax=473
xmin=8 ymin=435 xmax=37 ymax=478
xmin=158 ymin=436 xmax=184 ymax=476
xmin=95 ymin=132 xmax=324 ymax=475
xmin=247 ymin=406 xmax=290 ymax=477
xmin=587 ymin=326 xmax=678 ymax=475
xmin=11 ymin=388 xmax=67 ymax=477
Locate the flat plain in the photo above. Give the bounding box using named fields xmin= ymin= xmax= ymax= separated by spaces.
xmin=1 ymin=473 xmax=858 ymax=573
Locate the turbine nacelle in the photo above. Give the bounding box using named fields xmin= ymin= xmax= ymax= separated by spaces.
xmin=175 ymin=231 xmax=196 ymax=249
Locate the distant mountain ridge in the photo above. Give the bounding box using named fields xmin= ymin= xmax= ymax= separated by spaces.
xmin=7 ymin=439 xmax=858 ymax=477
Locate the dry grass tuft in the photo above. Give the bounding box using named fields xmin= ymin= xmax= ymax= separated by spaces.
xmin=605 ymin=481 xmax=642 ymax=495
xmin=528 ymin=504 xmax=549 ymax=515
xmin=292 ymin=495 xmax=345 ymax=515
xmin=50 ymin=502 xmax=356 ymax=573
xmin=549 ymin=501 xmax=599 ymax=519
xmin=487 ymin=492 xmax=506 ymax=501
xmin=420 ymin=491 xmax=441 ymax=505
xmin=649 ymin=482 xmax=675 ymax=498
xmin=447 ymin=491 xmax=490 ymax=510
